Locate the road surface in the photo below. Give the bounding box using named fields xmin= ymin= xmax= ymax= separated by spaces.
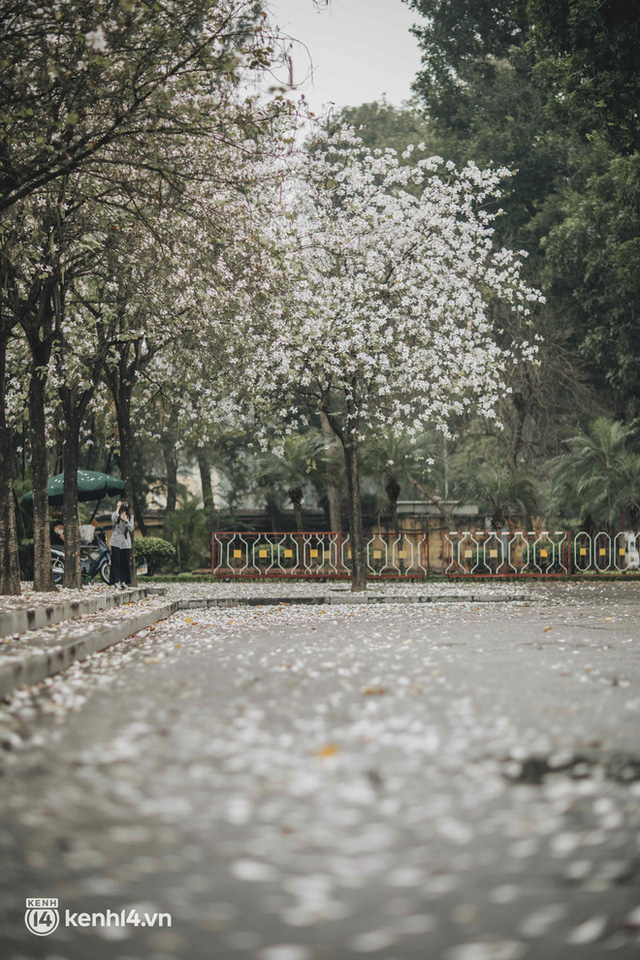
xmin=1 ymin=586 xmax=639 ymax=959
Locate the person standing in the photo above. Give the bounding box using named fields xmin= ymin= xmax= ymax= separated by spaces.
xmin=110 ymin=500 xmax=134 ymax=588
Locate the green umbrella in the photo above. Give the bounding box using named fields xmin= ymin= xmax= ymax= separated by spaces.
xmin=23 ymin=470 xmax=125 ymax=506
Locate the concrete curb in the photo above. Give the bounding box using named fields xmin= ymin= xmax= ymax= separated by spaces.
xmin=0 ymin=592 xmax=527 ymax=700
xmin=0 ymin=588 xmax=150 ymax=640
xmin=181 ymin=594 xmax=527 ymax=607
xmin=0 ymin=601 xmax=181 ymax=700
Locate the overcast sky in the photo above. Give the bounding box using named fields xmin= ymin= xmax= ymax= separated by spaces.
xmin=267 ymin=0 xmax=423 ymax=115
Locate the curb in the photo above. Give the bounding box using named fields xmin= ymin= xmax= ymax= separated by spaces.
xmin=0 ymin=601 xmax=180 ymax=700
xmin=0 ymin=592 xmax=527 ymax=700
xmin=181 ymin=594 xmax=527 ymax=607
xmin=0 ymin=588 xmax=150 ymax=640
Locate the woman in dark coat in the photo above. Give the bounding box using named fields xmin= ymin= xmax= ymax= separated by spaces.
xmin=109 ymin=500 xmax=134 ymax=587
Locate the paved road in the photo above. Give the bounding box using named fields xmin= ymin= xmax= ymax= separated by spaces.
xmin=1 ymin=588 xmax=639 ymax=959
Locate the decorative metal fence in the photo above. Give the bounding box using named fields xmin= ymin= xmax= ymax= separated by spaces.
xmin=443 ymin=531 xmax=640 ymax=577
xmin=212 ymin=530 xmax=640 ymax=579
xmin=212 ymin=532 xmax=430 ymax=579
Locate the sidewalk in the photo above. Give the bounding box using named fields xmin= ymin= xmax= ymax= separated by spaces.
xmin=0 ymin=583 xmax=150 ymax=637
xmin=0 ymin=592 xmax=179 ymax=699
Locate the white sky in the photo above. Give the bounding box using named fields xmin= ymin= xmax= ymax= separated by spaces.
xmin=267 ymin=0 xmax=423 ymax=115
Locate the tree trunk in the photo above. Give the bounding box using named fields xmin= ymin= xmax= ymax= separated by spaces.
xmin=507 ymin=392 xmax=528 ymax=471
xmin=0 ymin=336 xmax=21 ymax=595
xmin=133 ymin=489 xmax=147 ymax=537
xmin=62 ymin=411 xmax=82 ymax=589
xmin=198 ymin=451 xmax=216 ymax=565
xmin=87 ymin=413 xmax=105 ymax=472
xmin=161 ymin=427 xmax=178 ymax=537
xmin=319 ymin=411 xmax=342 ymax=533
xmin=492 ymin=509 xmax=506 ymax=532
xmin=117 ymin=397 xmax=137 ymax=586
xmin=288 ymin=487 xmax=304 ymax=533
xmin=342 ymin=437 xmax=366 ymax=592
xmin=385 ymin=475 xmax=401 ymax=535
xmin=414 ymin=481 xmax=456 ymax=528
xmin=266 ymin=494 xmax=282 ymax=533
xmin=28 ymin=364 xmax=55 ymax=591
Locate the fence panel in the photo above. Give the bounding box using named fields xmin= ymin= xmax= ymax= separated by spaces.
xmin=444 ymin=531 xmax=570 ymax=577
xmin=212 ymin=532 xmax=340 ymax=578
xmin=212 ymin=532 xmax=429 ymax=579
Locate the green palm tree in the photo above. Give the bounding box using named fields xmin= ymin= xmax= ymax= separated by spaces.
xmin=461 ymin=466 xmax=541 ymax=531
xmin=256 ymin=432 xmax=326 ymax=532
xmin=552 ymin=417 xmax=638 ymax=531
xmin=360 ymin=432 xmax=439 ymax=529
xmin=613 ymin=451 xmax=640 ymax=530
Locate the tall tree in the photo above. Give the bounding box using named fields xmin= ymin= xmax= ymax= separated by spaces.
xmin=236 ymin=126 xmax=541 ymax=591
xmin=2 ymin=182 xmax=76 ymax=591
xmin=404 ymin=0 xmax=639 ymax=413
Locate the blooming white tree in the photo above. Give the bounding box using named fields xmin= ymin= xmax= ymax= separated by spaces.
xmin=235 ymin=126 xmax=543 ymax=590
xmin=0 ymin=0 xmax=303 ymax=594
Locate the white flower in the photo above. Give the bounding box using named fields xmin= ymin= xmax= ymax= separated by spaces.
xmin=85 ymin=26 xmax=107 ymax=52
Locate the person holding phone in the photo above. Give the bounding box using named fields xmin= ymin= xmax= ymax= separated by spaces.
xmin=110 ymin=499 xmax=134 ymax=588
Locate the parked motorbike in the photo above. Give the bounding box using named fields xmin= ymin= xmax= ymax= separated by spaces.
xmin=51 ymin=529 xmax=111 ymax=584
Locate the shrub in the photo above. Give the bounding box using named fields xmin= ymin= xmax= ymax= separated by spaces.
xmin=135 ymin=536 xmax=177 ymax=574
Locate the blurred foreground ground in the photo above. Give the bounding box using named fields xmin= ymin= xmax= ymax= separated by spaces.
xmin=0 ymin=583 xmax=639 ymax=959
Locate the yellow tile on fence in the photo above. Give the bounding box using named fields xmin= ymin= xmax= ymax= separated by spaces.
xmin=464 ymin=550 xmax=473 ymax=559
xmin=373 ymin=550 xmax=382 ymax=559
xmin=284 ymin=549 xmax=293 ymax=558
xmin=397 ymin=551 xmax=406 ymax=559
xmin=310 ymin=549 xmax=319 ymax=558
xmin=259 ymin=549 xmax=267 ymax=558
xmin=347 ymin=550 xmax=352 ymax=558
xmin=233 ymin=550 xmax=242 ymax=558
xmin=540 ymin=550 xmax=548 ymax=557
xmin=619 ymin=548 xmax=626 ymax=556
xmin=489 ymin=550 xmax=498 ymax=558
xmin=580 ymin=548 xmax=587 ymax=556
xmin=599 ymin=548 xmax=606 ymax=556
